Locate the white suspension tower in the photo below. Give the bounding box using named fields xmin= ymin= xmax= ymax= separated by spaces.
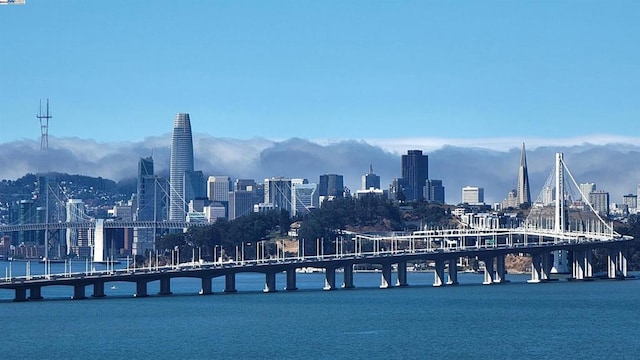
xmin=552 ymin=152 xmax=570 ymax=273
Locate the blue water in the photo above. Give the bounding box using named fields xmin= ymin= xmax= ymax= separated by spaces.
xmin=1 ymin=261 xmax=639 ymax=359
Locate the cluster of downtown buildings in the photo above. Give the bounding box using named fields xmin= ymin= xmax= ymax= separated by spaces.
xmin=1 ymin=113 xmax=639 ymax=259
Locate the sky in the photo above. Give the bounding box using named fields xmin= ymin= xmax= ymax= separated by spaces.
xmin=1 ymin=0 xmax=639 ymax=145
xmin=1 ymin=1 xmax=640 ymax=204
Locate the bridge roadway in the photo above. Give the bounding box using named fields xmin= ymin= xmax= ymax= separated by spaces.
xmin=0 ymin=230 xmax=633 ymax=302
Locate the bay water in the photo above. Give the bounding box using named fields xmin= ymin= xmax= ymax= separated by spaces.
xmin=1 ymin=261 xmax=639 ymax=359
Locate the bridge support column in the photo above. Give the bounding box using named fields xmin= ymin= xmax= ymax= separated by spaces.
xmin=224 ymin=273 xmax=237 ymax=293
xmin=199 ymin=277 xmax=213 ymax=295
xmin=29 ymin=286 xmax=43 ymax=300
xmin=482 ymin=257 xmax=495 ymax=285
xmin=14 ymin=288 xmax=28 ymax=302
xmin=134 ymin=281 xmax=148 ymax=298
xmin=72 ymin=284 xmax=87 ymax=300
xmin=285 ymin=269 xmax=298 ymax=291
xmin=584 ymin=249 xmax=593 ymax=278
xmin=380 ymin=263 xmax=393 ymax=289
xmin=263 ymin=272 xmax=278 ymax=293
xmin=433 ymin=260 xmax=445 ymax=287
xmin=324 ymin=267 xmax=336 ymax=290
xmin=158 ymin=277 xmax=172 ymax=296
xmin=528 ymin=254 xmax=542 ymax=283
xmin=552 ymin=250 xmax=570 ymax=274
xmin=573 ymin=250 xmax=585 ymax=280
xmin=92 ymin=281 xmax=106 ymax=298
xmin=494 ymin=255 xmax=508 ymax=284
xmin=541 ymin=252 xmax=552 ymax=280
xmin=608 ymin=248 xmax=628 ymax=279
xmin=447 ymin=258 xmax=458 ymax=285
xmin=342 ymin=264 xmax=354 ymax=289
xmin=396 ymin=260 xmax=408 ymax=287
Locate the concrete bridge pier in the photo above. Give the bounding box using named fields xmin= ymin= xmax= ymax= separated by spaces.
xmin=134 ymin=281 xmax=148 ymax=298
xmin=92 ymin=281 xmax=106 ymax=298
xmin=482 ymin=257 xmax=495 ymax=285
xmin=342 ymin=264 xmax=354 ymax=289
xmin=380 ymin=263 xmax=393 ymax=289
xmin=324 ymin=267 xmax=336 ymax=290
xmin=285 ymin=269 xmax=298 ymax=291
xmin=159 ymin=277 xmax=172 ymax=296
xmin=72 ymin=284 xmax=87 ymax=300
xmin=528 ymin=254 xmax=542 ymax=283
xmin=263 ymin=272 xmax=278 ymax=293
xmin=447 ymin=258 xmax=458 ymax=285
xmin=224 ymin=273 xmax=237 ymax=293
xmin=396 ymin=260 xmax=408 ymax=287
xmin=14 ymin=288 xmax=28 ymax=302
xmin=608 ymin=248 xmax=628 ymax=279
xmin=541 ymin=252 xmax=552 ymax=280
xmin=433 ymin=260 xmax=445 ymax=287
xmin=199 ymin=277 xmax=213 ymax=295
xmin=29 ymin=286 xmax=44 ymax=300
xmin=494 ymin=255 xmax=508 ymax=284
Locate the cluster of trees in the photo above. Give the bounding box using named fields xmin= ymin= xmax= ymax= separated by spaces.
xmin=155 ymin=210 xmax=289 ymax=262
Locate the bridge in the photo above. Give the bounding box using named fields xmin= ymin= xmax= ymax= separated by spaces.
xmin=0 ymin=152 xmax=635 ymax=302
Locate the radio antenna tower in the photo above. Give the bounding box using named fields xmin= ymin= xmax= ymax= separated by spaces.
xmin=37 ymin=99 xmax=52 ymax=151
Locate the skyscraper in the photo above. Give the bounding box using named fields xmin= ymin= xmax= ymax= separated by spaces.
xmin=362 ymin=163 xmax=381 ymax=190
xmin=401 ymin=150 xmax=428 ymax=202
xmin=319 ymin=174 xmax=344 ymax=204
xmin=169 ymin=113 xmax=194 ymax=221
xmin=517 ymin=143 xmax=531 ymax=206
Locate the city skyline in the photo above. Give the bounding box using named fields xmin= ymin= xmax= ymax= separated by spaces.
xmin=1 ymin=1 xmax=640 ymax=143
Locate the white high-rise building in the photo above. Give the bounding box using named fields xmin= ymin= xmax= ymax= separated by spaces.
xmin=169 ymin=113 xmax=194 ymax=221
xmin=579 ymin=183 xmax=596 ymax=201
xmin=462 ymin=186 xmax=484 ymax=205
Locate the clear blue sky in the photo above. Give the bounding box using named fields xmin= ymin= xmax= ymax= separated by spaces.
xmin=1 ymin=1 xmax=639 ymax=143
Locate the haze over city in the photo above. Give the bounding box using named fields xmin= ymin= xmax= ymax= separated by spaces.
xmin=2 ymin=1 xmax=640 ymax=203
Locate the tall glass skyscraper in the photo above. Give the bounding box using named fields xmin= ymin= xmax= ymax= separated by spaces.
xmin=401 ymin=150 xmax=428 ymax=202
xmin=169 ymin=113 xmax=194 ymax=221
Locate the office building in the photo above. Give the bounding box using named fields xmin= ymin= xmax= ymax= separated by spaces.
xmin=319 ymin=174 xmax=344 ymax=200
xmin=362 ymin=163 xmax=381 ymax=190
xmin=292 ymin=182 xmax=319 ymax=217
xmin=425 ymin=179 xmax=445 ymax=204
xmin=589 ymin=190 xmax=610 ymax=215
xmin=517 ymin=143 xmax=531 ymax=206
xmin=462 ymin=186 xmax=484 ymax=205
xmin=208 ymin=176 xmax=231 ymax=203
xmin=622 ymin=194 xmax=637 ymax=214
xmin=169 ymin=113 xmax=194 ymax=221
xmin=264 ymin=177 xmax=293 ymax=214
xmin=579 ymin=183 xmax=596 ymax=201
xmin=401 ymin=150 xmax=428 ymax=202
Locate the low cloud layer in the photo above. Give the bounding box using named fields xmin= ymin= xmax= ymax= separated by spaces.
xmin=1 ymin=135 xmax=639 ymax=205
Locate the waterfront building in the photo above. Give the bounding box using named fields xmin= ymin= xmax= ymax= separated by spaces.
xmin=401 ymin=150 xmax=428 ymax=202
xmin=362 ymin=163 xmax=381 ymax=190
xmin=517 ymin=143 xmax=531 ymax=206
xmin=169 ymin=113 xmax=194 ymax=221
xmin=462 ymin=186 xmax=484 ymax=205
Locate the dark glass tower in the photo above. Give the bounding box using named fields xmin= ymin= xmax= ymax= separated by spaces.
xmin=169 ymin=113 xmax=194 ymax=221
xmin=401 ymin=150 xmax=428 ymax=202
